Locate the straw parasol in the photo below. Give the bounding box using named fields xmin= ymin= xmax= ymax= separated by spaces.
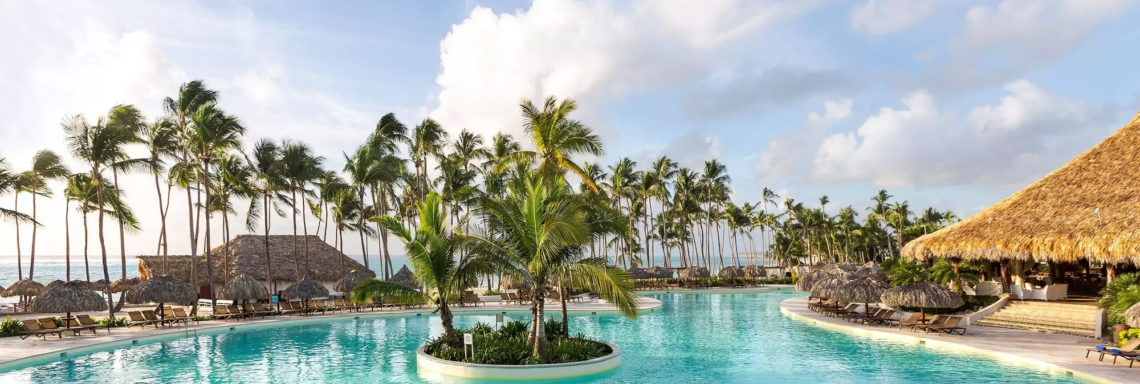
xmin=833 ymin=278 xmax=890 ymax=319
xmin=389 ymin=266 xmax=420 ymax=291
xmin=334 ymin=270 xmax=374 ymax=293
xmin=110 ymin=277 xmax=140 ymax=293
xmin=220 ymin=274 xmax=269 ymax=301
xmin=795 ymin=269 xmax=827 ymax=292
xmin=718 ymin=266 xmax=744 ymax=278
xmin=88 ymin=279 xmax=110 ymax=292
xmin=810 ymin=275 xmax=850 ymax=301
xmin=3 ymin=279 xmax=45 ymax=297
xmin=903 ymin=112 xmax=1140 ymax=266
xmin=627 ymin=267 xmax=651 ymax=280
xmin=679 ymin=266 xmax=710 ymax=279
xmin=851 ymin=262 xmax=887 ymax=282
xmin=129 ymin=276 xmax=197 ymax=305
xmin=1126 ymin=302 xmax=1140 ymax=328
xmin=44 ymin=280 xmax=65 ymax=291
xmin=282 ymin=276 xmax=330 ymax=302
xmin=645 ymin=266 xmax=672 ymax=279
xmin=881 ymin=280 xmax=964 ymax=323
xmin=33 ymin=281 xmax=108 ymax=327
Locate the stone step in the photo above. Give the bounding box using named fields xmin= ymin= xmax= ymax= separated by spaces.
xmin=974 ymin=300 xmax=1098 ymax=337
xmin=981 ymin=316 xmax=1095 ymax=329
xmin=975 ymin=320 xmax=1094 ymax=337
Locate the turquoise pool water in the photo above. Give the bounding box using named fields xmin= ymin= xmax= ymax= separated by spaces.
xmin=0 ymin=291 xmax=1084 ymax=383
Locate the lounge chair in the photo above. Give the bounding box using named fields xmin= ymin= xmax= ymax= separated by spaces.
xmin=279 ymin=302 xmax=304 ymax=315
xmin=868 ymin=309 xmax=897 ymax=326
xmin=160 ymin=308 xmax=190 ymax=326
xmin=67 ymin=318 xmax=99 ymax=335
xmin=76 ymin=315 xmax=106 ymax=333
xmin=890 ymin=313 xmax=923 ymax=329
xmin=128 ymin=311 xmax=160 ymax=329
xmin=19 ymin=319 xmax=64 ymax=340
xmin=911 ymin=315 xmax=948 ymax=333
xmin=142 ymin=310 xmax=175 ymax=326
xmin=460 ymin=291 xmax=482 ymax=307
xmin=171 ymin=308 xmax=198 ymax=325
xmin=1087 ymin=339 xmax=1140 ymax=362
xmin=923 ymin=316 xmax=966 ymax=335
xmin=38 ymin=318 xmax=79 ymax=337
xmin=214 ymin=306 xmax=238 ymax=321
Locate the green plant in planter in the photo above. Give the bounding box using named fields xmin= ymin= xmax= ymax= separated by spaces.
xmin=0 ymin=317 xmax=27 ymax=337
xmin=424 ymin=320 xmax=611 ymax=365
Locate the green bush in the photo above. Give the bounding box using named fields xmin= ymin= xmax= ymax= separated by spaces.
xmin=0 ymin=317 xmax=27 ymax=337
xmin=98 ymin=317 xmax=131 ymax=328
xmin=1099 ymin=273 xmax=1140 ymax=326
xmin=48 ymin=317 xmax=64 ymax=327
xmin=423 ymin=319 xmax=611 ymax=365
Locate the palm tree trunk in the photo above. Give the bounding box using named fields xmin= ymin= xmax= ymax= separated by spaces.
xmin=292 ymin=188 xmax=300 ymax=281
xmin=153 ymin=171 xmax=169 ymax=272
xmin=223 ymin=204 xmax=231 ymax=286
xmin=531 ymin=288 xmax=547 ymax=357
xmin=203 ymin=159 xmax=217 ymax=311
xmin=30 ymin=192 xmax=38 ymax=279
xmin=65 ymin=198 xmax=71 ymax=281
xmin=263 ymin=191 xmax=275 ymax=297
xmin=95 ymin=173 xmax=114 ymax=319
xmin=113 ymin=169 xmax=127 ymax=298
xmin=14 ymin=193 xmax=21 ymax=280
xmin=83 ymin=209 xmax=90 ymax=282
xmin=440 ymin=299 xmax=456 ymax=336
xmin=302 ymin=194 xmax=311 ymax=276
xmin=560 ymin=282 xmax=569 ymax=337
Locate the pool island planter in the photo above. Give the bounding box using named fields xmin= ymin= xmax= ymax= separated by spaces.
xmin=415 ymin=343 xmax=621 ymax=380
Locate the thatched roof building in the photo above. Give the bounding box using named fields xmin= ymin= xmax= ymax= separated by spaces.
xmin=136 ymin=235 xmax=374 ymax=294
xmin=904 ymin=113 xmax=1140 ymax=265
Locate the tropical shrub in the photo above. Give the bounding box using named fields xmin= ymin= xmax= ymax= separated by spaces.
xmin=98 ymin=317 xmax=131 ymax=328
xmin=423 ymin=320 xmax=611 ymax=365
xmin=1119 ymin=329 xmax=1140 ymax=344
xmin=1099 ymin=273 xmax=1140 ymax=326
xmin=48 ymin=317 xmax=64 ymax=327
xmin=0 ymin=317 xmax=27 ymax=337
xmin=885 ymin=258 xmax=929 ymax=286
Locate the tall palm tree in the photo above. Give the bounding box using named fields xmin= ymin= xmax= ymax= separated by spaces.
xmin=107 ymin=105 xmax=146 ymax=290
xmin=63 ymin=113 xmax=138 ymax=319
xmin=141 ymin=118 xmax=179 ymax=260
xmin=245 ymin=139 xmax=289 ymax=295
xmin=22 ymin=150 xmax=70 ymax=280
xmin=354 ymin=192 xmax=484 ymax=337
xmin=410 ymin=118 xmax=447 ymax=202
xmin=0 ymin=157 xmax=33 ymax=280
xmin=702 ymin=160 xmax=730 ymax=269
xmin=281 ymin=141 xmax=323 ymax=279
xmin=466 ymin=172 xmax=636 ymax=358
xmin=501 ymin=97 xmax=604 ymax=190
xmin=370 ymin=113 xmax=408 ymax=278
xmin=187 ymin=103 xmax=245 ymax=309
xmin=648 ymin=156 xmax=677 ymax=267
xmin=214 ymin=153 xmax=254 ymax=285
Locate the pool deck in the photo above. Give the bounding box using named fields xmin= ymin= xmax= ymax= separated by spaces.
xmin=0 ymin=296 xmax=661 ymax=369
xmin=780 ymin=297 xmax=1134 ymax=384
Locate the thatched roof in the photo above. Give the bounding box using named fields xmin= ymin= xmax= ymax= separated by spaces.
xmin=679 ymin=266 xmax=710 ymax=279
xmin=645 ymin=266 xmax=672 ymax=279
xmin=111 ymin=277 xmax=140 ymax=293
xmin=389 ymin=266 xmax=419 ymax=291
xmin=881 ymin=281 xmax=964 ymax=309
xmin=904 ymin=113 xmax=1140 ymax=264
xmin=851 ymin=263 xmax=887 ymax=282
xmin=718 ymin=266 xmax=744 ymax=278
xmin=128 ymin=275 xmax=197 ymax=305
xmin=334 ymin=270 xmax=373 ymax=292
xmin=796 ymin=266 xmax=850 ymax=292
xmin=810 ymin=275 xmax=850 ymax=300
xmin=1126 ymin=302 xmax=1140 ymax=328
xmin=220 ymin=274 xmax=269 ymax=301
xmin=2 ymin=279 xmax=45 ymax=297
xmin=137 ymin=235 xmax=371 ymax=285
xmin=33 ymin=281 xmax=108 ymax=313
xmin=282 ymin=276 xmax=329 ymax=300
xmin=89 ymin=279 xmax=110 ymax=292
xmin=741 ymin=265 xmax=764 ymax=278
xmin=45 ymin=280 xmax=65 ymax=291
xmin=833 ymin=278 xmax=889 ymax=304
xmin=627 ymin=267 xmax=651 ymax=280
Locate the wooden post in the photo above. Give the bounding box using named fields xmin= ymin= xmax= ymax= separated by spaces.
xmin=999 ymin=260 xmax=1012 ymax=294
xmin=1107 ymin=263 xmax=1117 ymax=284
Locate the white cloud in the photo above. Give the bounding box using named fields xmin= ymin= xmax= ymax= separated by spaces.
xmin=851 ymin=0 xmax=939 ymax=35
xmin=662 ymin=132 xmax=722 ymax=170
xmin=811 ymin=80 xmax=1115 ymax=188
xmin=429 ymin=0 xmax=819 ymax=144
xmin=755 ymin=98 xmax=852 ymax=183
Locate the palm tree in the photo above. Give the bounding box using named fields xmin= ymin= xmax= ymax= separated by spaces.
xmin=647 ymin=156 xmax=677 ymax=267
xmin=465 ymin=172 xmax=637 ymax=358
xmin=245 ymin=139 xmax=289 ymax=295
xmin=280 ymin=141 xmax=323 ymax=280
xmin=63 ymin=113 xmax=138 ymax=319
xmin=141 ymin=118 xmax=179 ymax=260
xmin=410 ymin=118 xmax=447 ymax=202
xmin=353 ymin=192 xmax=484 ymax=337
xmin=0 ymin=157 xmax=33 ymax=281
xmin=501 ymin=97 xmax=604 ymax=190
xmin=187 ymin=103 xmax=245 ymax=310
xmin=22 ymin=150 xmax=70 ymax=280
xmin=214 ymin=153 xmax=254 ymax=285
xmin=106 ymin=105 xmax=146 ymax=292
xmin=369 ymin=113 xmax=408 ymax=278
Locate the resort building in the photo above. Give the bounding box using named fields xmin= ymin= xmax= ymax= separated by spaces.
xmin=136 ymin=235 xmax=373 ymax=298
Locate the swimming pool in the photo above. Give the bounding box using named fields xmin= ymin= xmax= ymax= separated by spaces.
xmin=0 ymin=290 xmax=1085 ymax=383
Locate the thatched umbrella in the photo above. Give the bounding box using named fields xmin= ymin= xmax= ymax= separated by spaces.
xmin=810 ymin=275 xmax=850 ymax=301
xmin=796 ymin=268 xmax=847 ymax=293
xmin=110 ymin=277 xmax=140 ymax=293
xmin=3 ymin=279 xmax=45 ymax=313
xmin=388 ymin=266 xmax=420 ymax=291
xmin=220 ymin=274 xmax=269 ymax=301
xmin=129 ymin=275 xmax=197 ymax=323
xmin=627 ymin=267 xmax=651 ymax=280
xmin=33 ymin=281 xmax=108 ymax=328
xmin=679 ymin=266 xmax=710 ymax=279
xmin=851 ymin=262 xmax=887 ymax=282
xmin=282 ymin=276 xmax=330 ymax=307
xmin=881 ymin=280 xmax=965 ymax=324
xmin=718 ymin=266 xmax=744 ymax=279
xmin=903 ymin=113 xmax=1140 ymax=272
xmin=645 ymin=266 xmax=672 ymax=279
xmin=334 ymin=270 xmax=373 ymax=294
xmin=45 ymin=280 xmax=65 ymax=291
xmin=88 ymin=279 xmax=110 ymax=293
xmin=1126 ymin=302 xmax=1140 ymax=328
xmin=742 ymin=265 xmax=764 ymax=278
xmin=833 ymin=278 xmax=890 ymax=320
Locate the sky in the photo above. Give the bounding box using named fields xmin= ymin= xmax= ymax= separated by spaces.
xmin=2 ymin=0 xmax=1140 ymax=261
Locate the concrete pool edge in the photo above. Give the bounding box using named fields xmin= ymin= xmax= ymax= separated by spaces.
xmin=415 ymin=343 xmax=620 ymax=380
xmin=779 ymin=298 xmax=1117 ymax=384
xmin=0 ymin=297 xmax=661 ymax=371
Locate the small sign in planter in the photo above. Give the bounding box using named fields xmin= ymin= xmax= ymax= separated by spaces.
xmin=416 ymin=343 xmax=621 ymax=381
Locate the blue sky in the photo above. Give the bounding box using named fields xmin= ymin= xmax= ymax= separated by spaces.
xmin=2 ymin=0 xmax=1140 ymax=257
